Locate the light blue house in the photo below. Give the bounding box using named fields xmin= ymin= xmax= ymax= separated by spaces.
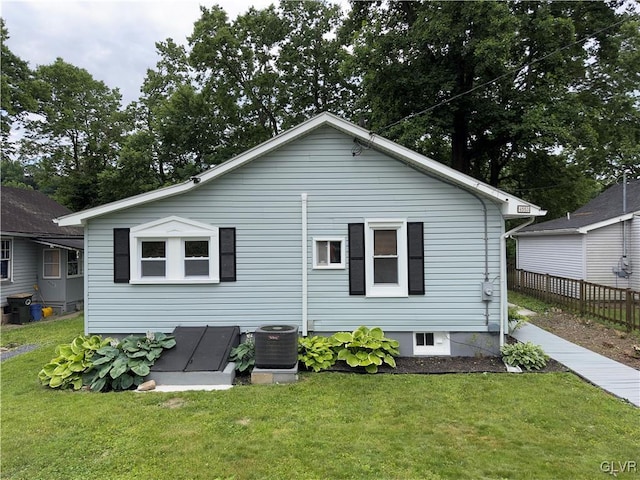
xmin=57 ymin=113 xmax=545 ymax=356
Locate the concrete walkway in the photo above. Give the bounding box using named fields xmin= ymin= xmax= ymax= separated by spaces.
xmin=512 ymin=323 xmax=640 ymax=407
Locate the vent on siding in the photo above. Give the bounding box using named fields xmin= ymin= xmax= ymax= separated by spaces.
xmin=254 ymin=325 xmax=298 ymax=369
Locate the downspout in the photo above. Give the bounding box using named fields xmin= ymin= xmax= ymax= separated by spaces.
xmin=500 ymin=216 xmax=535 ymax=347
xmin=301 ymin=193 xmax=308 ymax=337
xmin=466 ymin=191 xmax=491 ymax=325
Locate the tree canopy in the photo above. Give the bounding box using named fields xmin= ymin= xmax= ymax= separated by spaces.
xmin=1 ymin=0 xmax=638 ymax=220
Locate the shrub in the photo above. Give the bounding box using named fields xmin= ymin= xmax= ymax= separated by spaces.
xmin=501 ymin=341 xmax=549 ymax=371
xmin=298 ymin=335 xmax=336 ymax=372
xmin=331 ymin=326 xmax=399 ymax=373
xmin=84 ymin=332 xmax=176 ymax=392
xmin=39 ymin=335 xmax=112 ymax=390
xmin=508 ymin=306 xmax=528 ymax=333
xmin=229 ymin=334 xmax=255 ymax=373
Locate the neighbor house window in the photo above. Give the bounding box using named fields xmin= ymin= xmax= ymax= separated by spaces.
xmin=67 ymin=250 xmax=84 ymax=277
xmin=365 ymin=220 xmax=407 ymax=297
xmin=43 ymin=249 xmax=61 ymax=279
xmin=130 ymin=216 xmax=219 ymax=284
xmin=414 ymin=332 xmax=450 ymax=355
xmin=313 ymin=238 xmax=345 ymax=269
xmin=1 ymin=240 xmax=11 ymax=281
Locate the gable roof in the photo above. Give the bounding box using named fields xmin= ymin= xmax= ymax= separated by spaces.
xmin=1 ymin=186 xmax=83 ymax=238
xmin=516 ymin=179 xmax=640 ymax=236
xmin=56 ymin=112 xmax=545 ymax=227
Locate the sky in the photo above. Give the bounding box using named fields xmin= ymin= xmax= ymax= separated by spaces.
xmin=2 ymin=0 xmax=276 ymax=105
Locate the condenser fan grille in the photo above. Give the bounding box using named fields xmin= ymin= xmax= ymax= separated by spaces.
xmin=254 ymin=325 xmax=298 ymax=368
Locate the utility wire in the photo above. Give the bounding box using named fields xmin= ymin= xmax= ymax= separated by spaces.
xmin=377 ymin=17 xmax=630 ymax=134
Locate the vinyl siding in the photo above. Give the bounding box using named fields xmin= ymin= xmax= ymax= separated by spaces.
xmin=85 ymin=126 xmax=504 ymax=334
xmin=1 ymin=237 xmax=38 ymax=306
xmin=516 ymin=235 xmax=585 ymax=280
xmin=586 ymin=221 xmax=634 ymax=289
xmin=632 ymin=216 xmax=639 ymax=291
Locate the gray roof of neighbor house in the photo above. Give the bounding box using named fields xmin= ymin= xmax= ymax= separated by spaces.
xmin=1 ymin=186 xmax=83 ymax=238
xmin=517 ymin=179 xmax=640 ymax=235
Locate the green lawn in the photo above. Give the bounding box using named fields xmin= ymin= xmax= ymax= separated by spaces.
xmin=1 ymin=316 xmax=638 ymax=480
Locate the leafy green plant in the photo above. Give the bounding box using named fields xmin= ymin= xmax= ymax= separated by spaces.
xmin=83 ymin=332 xmax=176 ymax=392
xmin=508 ymin=306 xmax=528 ymax=333
xmin=298 ymin=335 xmax=337 ymax=372
xmin=229 ymin=334 xmax=255 ymax=373
xmin=331 ymin=326 xmax=399 ymax=373
xmin=38 ymin=335 xmax=112 ymax=390
xmin=501 ymin=341 xmax=549 ymax=371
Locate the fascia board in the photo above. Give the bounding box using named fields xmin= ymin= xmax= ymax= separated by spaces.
xmin=514 ymin=229 xmax=584 ymax=237
xmin=578 ymin=212 xmax=636 ymax=233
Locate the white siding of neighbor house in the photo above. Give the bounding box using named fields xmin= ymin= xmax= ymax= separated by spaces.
xmin=632 ymin=216 xmax=640 ymax=291
xmin=1 ymin=237 xmax=38 ymax=306
xmin=84 ymin=126 xmax=504 ymax=335
xmin=586 ymin=220 xmax=637 ymax=290
xmin=516 ymin=234 xmax=585 ymax=280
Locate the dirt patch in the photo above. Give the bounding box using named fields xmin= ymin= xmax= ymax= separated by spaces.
xmin=526 ymin=309 xmax=640 ymax=370
xmin=161 ymin=397 xmax=187 ymax=409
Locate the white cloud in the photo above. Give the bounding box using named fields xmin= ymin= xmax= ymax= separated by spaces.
xmin=2 ymin=0 xmax=274 ymax=104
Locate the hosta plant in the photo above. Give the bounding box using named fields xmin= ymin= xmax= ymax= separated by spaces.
xmin=39 ymin=335 xmax=113 ymax=390
xmin=331 ymin=326 xmax=399 ymax=373
xmin=501 ymin=341 xmax=549 ymax=371
xmin=83 ymin=332 xmax=176 ymax=392
xmin=298 ymin=335 xmax=336 ymax=372
xmin=229 ymin=334 xmax=255 ymax=373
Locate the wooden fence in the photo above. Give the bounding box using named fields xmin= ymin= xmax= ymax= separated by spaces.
xmin=508 ymin=268 xmax=640 ymax=332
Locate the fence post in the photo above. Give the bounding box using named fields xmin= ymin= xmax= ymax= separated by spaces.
xmin=579 ymin=280 xmax=585 ymax=316
xmin=626 ymin=289 xmax=633 ymax=333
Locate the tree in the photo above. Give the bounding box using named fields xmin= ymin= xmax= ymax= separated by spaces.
xmin=18 ymin=58 xmax=124 ymax=210
xmin=342 ymin=1 xmax=639 ymax=212
xmin=0 ymin=19 xmax=37 ymax=159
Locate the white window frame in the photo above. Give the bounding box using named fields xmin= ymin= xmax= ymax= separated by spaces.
xmin=365 ymin=219 xmax=407 ymax=297
xmin=313 ymin=237 xmax=345 ymax=269
xmin=130 ymin=216 xmax=219 ymax=284
xmin=413 ymin=332 xmax=451 ymax=356
xmin=67 ymin=250 xmax=84 ymax=278
xmin=1 ymin=239 xmax=12 ymax=282
xmin=43 ymin=248 xmax=61 ymax=279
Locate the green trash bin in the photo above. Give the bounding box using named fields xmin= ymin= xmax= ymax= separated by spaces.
xmin=7 ymin=294 xmax=33 ymax=324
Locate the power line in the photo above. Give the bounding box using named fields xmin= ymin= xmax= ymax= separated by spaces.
xmin=377 ymin=17 xmax=630 ymax=134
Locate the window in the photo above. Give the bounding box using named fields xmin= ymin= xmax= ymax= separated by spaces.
xmin=184 ymin=240 xmax=209 ymax=277
xmin=141 ymin=241 xmax=166 ymax=277
xmin=414 ymin=332 xmax=450 ymax=355
xmin=43 ymin=249 xmax=61 ymax=278
xmin=313 ymin=238 xmax=345 ymax=269
xmin=1 ymin=240 xmax=11 ymax=281
xmin=67 ymin=250 xmax=84 ymax=277
xmin=130 ymin=216 xmax=219 ymax=284
xmin=365 ymin=220 xmax=407 ymax=297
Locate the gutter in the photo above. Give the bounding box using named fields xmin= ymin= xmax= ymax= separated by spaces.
xmin=499 ymin=216 xmax=535 ymax=348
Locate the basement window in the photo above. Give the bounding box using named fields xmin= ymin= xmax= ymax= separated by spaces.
xmin=414 ymin=332 xmax=450 ymax=356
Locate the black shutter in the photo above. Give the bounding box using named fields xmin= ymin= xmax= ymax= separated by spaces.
xmin=348 ymin=223 xmax=366 ymax=295
xmin=113 ymin=228 xmax=130 ymax=284
xmin=219 ymin=228 xmax=236 ymax=282
xmin=407 ymin=222 xmax=425 ymax=295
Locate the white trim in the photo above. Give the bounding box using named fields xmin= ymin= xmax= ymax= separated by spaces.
xmin=413 ymin=332 xmax=451 ymax=356
xmin=578 ymin=212 xmax=636 ymax=233
xmin=312 ymin=237 xmax=346 ymax=269
xmin=365 ymin=219 xmax=408 ymax=297
xmin=0 ymin=238 xmax=13 ymax=282
xmin=301 ymin=193 xmax=308 ymax=337
xmin=55 ymin=113 xmax=545 ymax=227
xmin=130 ymin=216 xmax=219 ymax=284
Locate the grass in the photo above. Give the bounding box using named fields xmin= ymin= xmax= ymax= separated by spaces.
xmin=2 ymin=316 xmax=639 ymax=479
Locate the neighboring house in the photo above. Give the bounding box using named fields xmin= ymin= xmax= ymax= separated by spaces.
xmin=1 ymin=186 xmax=85 ymax=314
xmin=57 ymin=113 xmax=544 ymax=356
xmin=514 ymin=179 xmax=640 ymax=292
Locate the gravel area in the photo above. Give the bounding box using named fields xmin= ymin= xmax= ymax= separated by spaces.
xmin=0 ymin=344 xmax=39 ymax=362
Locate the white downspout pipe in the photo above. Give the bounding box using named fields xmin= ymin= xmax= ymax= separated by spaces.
xmin=500 ymin=217 xmax=535 ymax=347
xmin=301 ymin=193 xmax=308 ymax=336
